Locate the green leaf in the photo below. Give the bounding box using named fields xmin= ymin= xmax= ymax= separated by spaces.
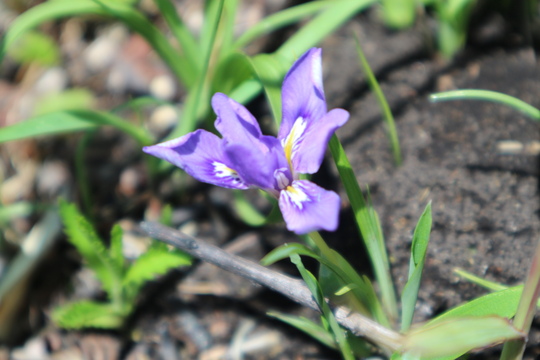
xmin=0 ymin=111 xmax=96 ymax=143
xmin=233 ymin=1 xmax=334 ymax=49
xmin=7 ymin=30 xmax=60 ymax=66
xmin=268 ymin=312 xmax=337 ymax=350
xmin=0 ymin=202 xmax=34 ymax=225
xmin=0 ymin=0 xmax=194 ymax=88
xmin=52 ymin=300 xmax=126 ymax=329
xmin=166 ymin=0 xmax=224 ymax=140
xmin=109 ymin=224 xmax=125 ymax=274
xmin=249 ymin=53 xmax=288 ymax=127
xmin=290 ymin=254 xmax=354 ymax=360
xmin=0 ymin=110 xmax=152 ymax=146
xmin=354 ymin=36 xmax=401 ymax=165
xmin=430 ymin=90 xmax=540 ymax=121
xmin=59 ymin=200 xmax=122 ymax=303
xmin=402 ymin=316 xmax=523 ymax=359
xmin=401 ymin=202 xmax=432 ymax=331
xmin=261 ymin=243 xmax=322 ymax=266
xmin=122 ymin=248 xmax=191 ymax=300
xmin=329 ymin=135 xmax=398 ymax=323
xmin=232 ymin=190 xmax=266 ymax=227
xmin=380 ymin=0 xmax=416 ymax=29
xmin=33 ymin=89 xmax=95 ymax=116
xmin=276 ymin=0 xmax=377 ymax=61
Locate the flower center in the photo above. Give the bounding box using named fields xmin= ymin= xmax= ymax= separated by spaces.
xmin=282 ymin=117 xmax=307 ymax=171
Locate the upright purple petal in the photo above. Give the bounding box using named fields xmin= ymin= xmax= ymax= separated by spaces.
xmin=278 ymin=180 xmax=341 ymax=234
xmin=279 ymin=48 xmax=327 ymax=141
xmin=212 ymin=93 xmax=262 ymax=145
xmin=291 ymin=108 xmax=349 ymax=174
xmin=143 ymin=130 xmax=248 ymax=189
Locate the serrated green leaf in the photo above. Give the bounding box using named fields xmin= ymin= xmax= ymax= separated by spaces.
xmin=59 ymin=200 xmax=122 ymax=302
xmin=122 ymin=248 xmax=191 ymax=300
xmin=402 ymin=316 xmax=523 ymax=359
xmin=109 ymin=224 xmax=124 ymax=274
xmin=401 ymin=202 xmax=432 ymax=331
xmin=33 ymin=89 xmax=95 ymax=116
xmin=7 ymin=30 xmax=60 ymax=66
xmin=52 ymin=300 xmax=126 ymax=329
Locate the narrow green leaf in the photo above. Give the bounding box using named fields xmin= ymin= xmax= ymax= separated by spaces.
xmin=0 ymin=0 xmax=194 ymax=88
xmin=268 ymin=312 xmax=337 ymax=350
xmin=7 ymin=30 xmax=60 ymax=66
xmin=401 ymin=202 xmax=432 ymax=331
xmin=153 ymin=0 xmax=199 ymax=74
xmin=454 ymin=268 xmax=508 ymax=292
xmin=276 ymin=0 xmax=377 ymax=61
xmin=261 ymin=243 xmax=322 ymax=266
xmin=402 ymin=316 xmax=523 ymax=359
xmin=354 ymin=36 xmax=402 ymax=165
xmin=122 ymin=248 xmax=191 ymax=300
xmin=233 ymin=1 xmax=334 ymax=49
xmin=0 ymin=110 xmax=152 ymax=146
xmin=33 ymin=89 xmax=95 ymax=116
xmin=52 ymin=300 xmax=125 ymax=329
xmin=166 ymin=0 xmax=224 ymax=140
xmin=0 ymin=112 xmax=96 ymax=143
xmin=329 ymin=135 xmax=398 ymax=323
xmin=290 ymin=254 xmax=354 ymax=360
xmin=232 ymin=190 xmax=266 ymax=227
xmin=430 ymin=90 xmax=540 ymax=121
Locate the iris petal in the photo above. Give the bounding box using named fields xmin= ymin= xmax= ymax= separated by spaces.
xmin=292 ymin=108 xmax=349 ymax=174
xmin=278 ymin=180 xmax=340 ymax=234
xmin=212 ymin=92 xmax=263 ymax=146
xmin=279 ymin=48 xmax=327 ymax=141
xmin=143 ymin=130 xmax=248 ymax=189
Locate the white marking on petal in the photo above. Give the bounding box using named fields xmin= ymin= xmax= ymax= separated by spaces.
xmin=312 ymin=52 xmax=323 ymax=91
xmin=274 ymin=168 xmax=290 ymax=190
xmin=282 ymin=182 xmax=310 ymax=210
xmin=212 ymin=161 xmax=242 ymax=184
xmin=282 ymin=117 xmax=307 ymax=169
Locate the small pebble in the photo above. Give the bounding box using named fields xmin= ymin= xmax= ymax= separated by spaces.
xmin=149 ymin=75 xmax=176 ymax=100
xmin=148 ymin=105 xmax=179 ymax=135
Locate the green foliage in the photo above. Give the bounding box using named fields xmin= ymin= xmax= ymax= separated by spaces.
xmin=402 ymin=316 xmax=523 ymax=359
xmin=401 ymin=203 xmax=432 ymax=331
xmin=7 ymin=30 xmax=60 ymax=66
xmin=33 ymin=89 xmax=95 ymax=116
xmin=430 ymin=89 xmax=540 ymax=121
xmin=54 ymin=201 xmax=191 ymax=329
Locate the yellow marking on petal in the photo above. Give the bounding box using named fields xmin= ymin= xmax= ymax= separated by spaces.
xmin=282 ymin=117 xmax=307 ymax=171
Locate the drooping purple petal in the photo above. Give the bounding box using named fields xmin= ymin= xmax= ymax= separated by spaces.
xmin=224 ymin=136 xmax=287 ymax=191
xmin=279 ymin=48 xmax=327 ymax=141
xmin=143 ymin=129 xmax=248 ymax=189
xmin=290 ymin=108 xmax=349 ymax=174
xmin=278 ymin=180 xmax=341 ymax=234
xmin=212 ymin=92 xmax=262 ymax=145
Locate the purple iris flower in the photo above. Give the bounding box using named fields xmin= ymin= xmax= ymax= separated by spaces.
xmin=143 ymin=48 xmax=349 ymax=234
